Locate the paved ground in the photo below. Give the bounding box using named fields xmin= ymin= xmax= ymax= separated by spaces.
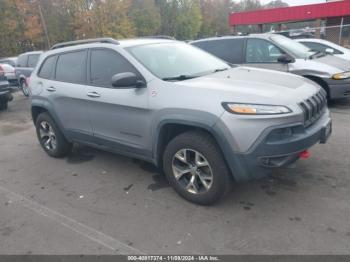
xmin=0 ymin=92 xmax=350 ymax=255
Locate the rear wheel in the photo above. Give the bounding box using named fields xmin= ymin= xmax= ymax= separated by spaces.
xmin=35 ymin=112 xmax=72 ymax=158
xmin=163 ymin=131 xmax=232 ymax=205
xmin=20 ymin=79 xmax=30 ymax=97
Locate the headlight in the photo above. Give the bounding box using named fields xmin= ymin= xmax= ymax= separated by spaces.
xmin=222 ymin=103 xmax=292 ymax=115
xmin=332 ymin=72 xmax=350 ymax=80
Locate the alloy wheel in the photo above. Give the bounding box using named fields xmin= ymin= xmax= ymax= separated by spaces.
xmin=39 ymin=121 xmax=57 ymax=152
xmin=172 ymin=149 xmax=213 ymax=194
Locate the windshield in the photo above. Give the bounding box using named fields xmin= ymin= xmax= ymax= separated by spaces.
xmin=270 ymin=35 xmax=314 ymax=59
xmin=126 ymin=42 xmax=230 ymax=80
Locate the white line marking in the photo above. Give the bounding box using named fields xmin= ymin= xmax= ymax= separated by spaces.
xmin=0 ymin=185 xmax=145 ymax=255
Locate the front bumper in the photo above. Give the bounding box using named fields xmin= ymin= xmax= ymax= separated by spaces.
xmin=325 ymin=78 xmax=350 ymax=99
xmin=218 ymin=111 xmax=331 ymax=182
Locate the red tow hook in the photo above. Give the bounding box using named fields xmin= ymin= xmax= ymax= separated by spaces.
xmin=299 ymin=150 xmax=311 ymax=159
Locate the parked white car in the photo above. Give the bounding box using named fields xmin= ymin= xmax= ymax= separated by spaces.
xmin=297 ymin=38 xmax=350 ymax=61
xmin=0 ymin=63 xmax=17 ymax=87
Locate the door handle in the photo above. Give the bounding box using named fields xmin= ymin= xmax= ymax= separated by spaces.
xmin=46 ymin=86 xmax=56 ymax=92
xmin=87 ymin=91 xmax=101 ymax=98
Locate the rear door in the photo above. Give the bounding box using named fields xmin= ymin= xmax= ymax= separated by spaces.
xmin=86 ymin=48 xmax=150 ymax=157
xmin=44 ymin=50 xmax=93 ymax=141
xmin=243 ymin=38 xmax=288 ymax=72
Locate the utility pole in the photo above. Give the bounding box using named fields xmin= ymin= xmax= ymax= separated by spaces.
xmin=36 ymin=0 xmax=51 ymax=49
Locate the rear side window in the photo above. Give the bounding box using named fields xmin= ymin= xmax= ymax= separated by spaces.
xmin=90 ymin=49 xmax=139 ymax=88
xmin=16 ymin=55 xmax=27 ymax=67
xmin=38 ymin=56 xmax=56 ymax=79
xmin=28 ymin=54 xmax=40 ymax=68
xmin=300 ymin=41 xmax=343 ymax=55
xmin=56 ymin=51 xmax=86 ymax=83
xmin=204 ymin=39 xmax=245 ymax=64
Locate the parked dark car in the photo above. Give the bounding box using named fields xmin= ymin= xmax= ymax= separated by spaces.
xmin=15 ymin=51 xmax=43 ymax=96
xmin=0 ymin=65 xmax=13 ymax=110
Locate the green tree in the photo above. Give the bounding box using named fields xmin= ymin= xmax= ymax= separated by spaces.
xmin=174 ymin=0 xmax=202 ymax=40
xmin=130 ymin=0 xmax=161 ymax=37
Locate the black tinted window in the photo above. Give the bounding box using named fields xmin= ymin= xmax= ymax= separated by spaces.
xmin=38 ymin=56 xmax=56 ymax=79
xmin=56 ymin=51 xmax=86 ymax=83
xmin=16 ymin=55 xmax=27 ymax=67
xmin=90 ymin=49 xmax=139 ymax=87
xmin=246 ymin=39 xmax=284 ymax=63
xmin=192 ymin=41 xmax=208 ymax=50
xmin=300 ymin=41 xmax=342 ymax=54
xmin=28 ymin=54 xmax=40 ymax=68
xmin=204 ymin=39 xmax=244 ymax=63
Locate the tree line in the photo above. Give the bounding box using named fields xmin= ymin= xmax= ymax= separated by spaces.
xmin=0 ymin=0 xmax=288 ymax=57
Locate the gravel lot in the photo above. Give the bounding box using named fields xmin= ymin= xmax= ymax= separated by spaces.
xmin=0 ymin=92 xmax=350 ymax=255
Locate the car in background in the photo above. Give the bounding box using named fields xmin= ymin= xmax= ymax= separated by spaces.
xmin=191 ymin=34 xmax=350 ymax=100
xmin=273 ymin=29 xmax=315 ymax=39
xmin=297 ymin=38 xmax=350 ymax=61
xmin=0 ymin=66 xmax=13 ymax=110
xmin=0 ymin=57 xmax=17 ymax=67
xmin=15 ymin=51 xmax=43 ymax=96
xmin=0 ymin=63 xmax=18 ymax=87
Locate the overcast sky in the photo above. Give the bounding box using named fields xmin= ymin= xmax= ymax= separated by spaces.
xmin=260 ymin=0 xmax=326 ymax=6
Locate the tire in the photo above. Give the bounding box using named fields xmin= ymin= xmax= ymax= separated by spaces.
xmin=163 ymin=131 xmax=232 ymax=205
xmin=20 ymin=79 xmax=30 ymax=97
xmin=35 ymin=112 xmax=72 ymax=158
xmin=0 ymin=101 xmax=8 ymax=111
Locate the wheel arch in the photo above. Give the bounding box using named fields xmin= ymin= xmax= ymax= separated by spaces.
xmin=303 ymin=75 xmax=330 ymax=98
xmin=154 ymin=120 xmax=236 ymax=178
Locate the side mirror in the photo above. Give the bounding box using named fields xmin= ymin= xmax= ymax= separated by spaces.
xmin=111 ymin=72 xmax=146 ymax=88
xmin=325 ymin=48 xmax=334 ymax=55
xmin=277 ymin=54 xmax=294 ymax=64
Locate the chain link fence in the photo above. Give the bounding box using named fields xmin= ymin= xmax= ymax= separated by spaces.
xmin=272 ymin=24 xmax=350 ymax=48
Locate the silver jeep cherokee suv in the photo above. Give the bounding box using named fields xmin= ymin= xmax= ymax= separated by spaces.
xmin=30 ymin=38 xmax=332 ymax=205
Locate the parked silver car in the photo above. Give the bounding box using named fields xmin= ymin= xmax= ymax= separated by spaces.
xmin=297 ymin=38 xmax=350 ymax=61
xmin=30 ymin=38 xmax=331 ymax=205
xmin=191 ymin=34 xmax=350 ymax=100
xmin=15 ymin=51 xmax=43 ymax=96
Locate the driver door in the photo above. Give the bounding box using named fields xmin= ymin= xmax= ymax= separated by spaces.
xmin=85 ymin=48 xmax=151 ymax=157
xmin=243 ymin=38 xmax=288 ymax=72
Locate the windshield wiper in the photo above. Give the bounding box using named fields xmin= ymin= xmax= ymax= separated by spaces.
xmin=162 ymin=75 xmax=198 ymax=81
xmin=309 ymin=50 xmax=326 ymax=59
xmin=213 ymin=68 xmax=229 ymax=73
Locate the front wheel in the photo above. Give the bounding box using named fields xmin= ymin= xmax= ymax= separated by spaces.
xmin=163 ymin=131 xmax=232 ymax=205
xmin=20 ymin=79 xmax=30 ymax=97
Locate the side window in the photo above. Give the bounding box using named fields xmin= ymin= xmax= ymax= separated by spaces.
xmin=192 ymin=41 xmax=208 ymax=50
xmin=16 ymin=55 xmax=27 ymax=67
xmin=205 ymin=39 xmax=244 ymax=64
xmin=90 ymin=49 xmax=139 ymax=88
xmin=301 ymin=42 xmax=342 ymax=54
xmin=38 ymin=56 xmax=57 ymax=79
xmin=28 ymin=54 xmax=40 ymax=68
xmin=56 ymin=51 xmax=86 ymax=83
xmin=246 ymin=39 xmax=284 ymax=63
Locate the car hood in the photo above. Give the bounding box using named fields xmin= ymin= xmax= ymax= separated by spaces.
xmin=178 ymin=66 xmax=319 ymax=105
xmin=291 ymin=55 xmax=350 ymax=78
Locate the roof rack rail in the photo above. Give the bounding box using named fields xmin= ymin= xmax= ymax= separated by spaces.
xmin=142 ymin=35 xmax=175 ymax=40
xmin=50 ymin=38 xmax=119 ymax=50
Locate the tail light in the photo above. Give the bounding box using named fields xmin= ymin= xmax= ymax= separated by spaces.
xmin=0 ymin=65 xmax=4 ymax=76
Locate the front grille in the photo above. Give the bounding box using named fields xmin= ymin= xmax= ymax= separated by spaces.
xmin=299 ymin=89 xmax=327 ymax=127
